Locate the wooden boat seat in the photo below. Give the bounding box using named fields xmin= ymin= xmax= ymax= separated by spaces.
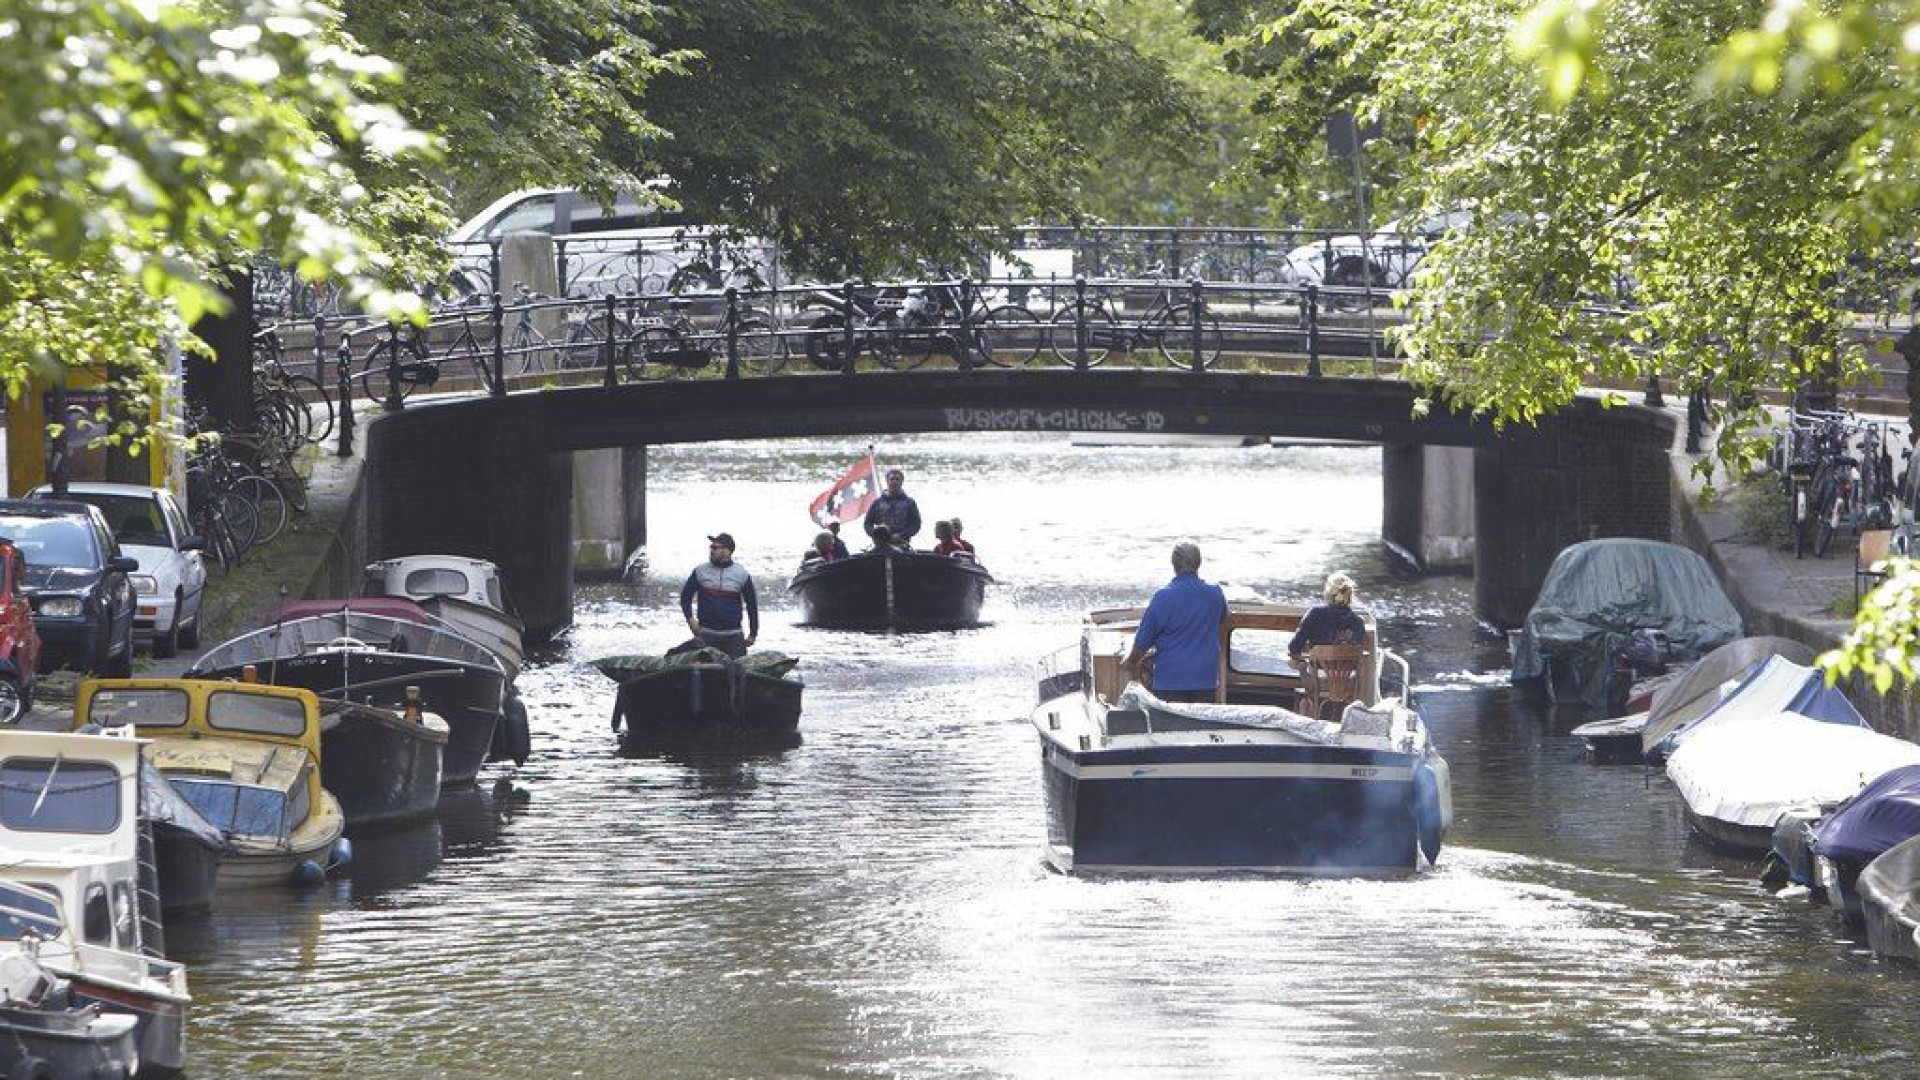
xmin=1299 ymin=644 xmax=1369 ymax=723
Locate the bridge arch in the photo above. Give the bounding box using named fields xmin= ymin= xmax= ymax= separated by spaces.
xmin=360 ymin=372 xmax=1676 ymax=637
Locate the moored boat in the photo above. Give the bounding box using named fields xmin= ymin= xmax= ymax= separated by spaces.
xmin=595 ymin=649 xmax=803 ymax=749
xmin=188 ymin=609 xmax=506 ymax=787
xmin=0 ymin=726 xmax=192 ymax=1075
xmin=1809 ymin=763 xmax=1920 ymax=923
xmin=790 ymin=548 xmax=992 ymax=629
xmin=1665 ymin=711 xmax=1920 ymax=854
xmin=318 ymin=698 xmax=449 ymax=829
xmin=79 ymin=679 xmax=351 ymax=887
xmin=0 ymin=941 xmax=142 ymax=1080
xmin=1032 ymin=601 xmax=1451 ymax=875
xmin=139 ymin=756 xmax=226 ymax=913
xmin=1859 ymin=832 xmax=1920 ymax=962
xmin=361 ymin=556 xmax=527 ymax=682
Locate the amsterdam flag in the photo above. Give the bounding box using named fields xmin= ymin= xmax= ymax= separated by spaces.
xmin=809 ymin=453 xmax=881 ymax=527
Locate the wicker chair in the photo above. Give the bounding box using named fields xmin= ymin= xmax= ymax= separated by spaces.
xmin=1299 ymin=643 xmax=1369 ymax=722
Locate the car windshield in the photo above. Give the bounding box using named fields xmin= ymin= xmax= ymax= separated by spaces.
xmin=65 ymin=494 xmax=167 ymax=547
xmin=171 ymin=779 xmax=288 ymax=839
xmin=0 ymin=516 xmax=95 ymax=568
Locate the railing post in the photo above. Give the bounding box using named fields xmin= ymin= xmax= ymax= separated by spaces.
xmin=603 ymin=293 xmax=619 ymax=388
xmin=1305 ymin=284 xmax=1323 ymax=378
xmin=1073 ymin=275 xmax=1090 ymax=371
xmin=1645 ymin=372 xmax=1664 ymax=407
xmin=382 ymin=321 xmax=404 ymax=412
xmin=555 ymin=239 xmax=570 ymax=301
xmin=311 ymin=313 xmax=327 ymax=388
xmin=1188 ymin=279 xmax=1206 ymax=373
xmin=724 ymin=288 xmax=741 ymax=380
xmin=336 ymin=339 xmax=355 ymax=457
xmin=1169 ymin=231 xmax=1184 ymax=281
xmin=487 ymin=239 xmax=502 ymax=298
xmin=490 ymin=291 xmax=507 ymax=396
xmin=840 ymin=280 xmax=856 ymax=375
xmin=956 ymin=279 xmax=977 ymax=371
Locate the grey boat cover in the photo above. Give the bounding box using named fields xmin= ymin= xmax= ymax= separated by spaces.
xmin=139 ymin=757 xmax=224 ymax=849
xmin=1858 ymin=832 xmax=1920 ymax=961
xmin=1638 ymin=636 xmax=1813 ymax=757
xmin=1509 ymin=539 xmax=1742 ymax=712
xmin=592 ymin=649 xmax=799 ymax=682
xmin=1666 ymin=712 xmax=1920 ymax=830
xmin=1115 ymin=683 xmax=1346 ymax=744
xmin=1647 ymin=655 xmax=1865 ymax=761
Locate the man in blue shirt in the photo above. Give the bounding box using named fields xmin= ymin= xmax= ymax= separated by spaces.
xmin=863 ymin=468 xmax=921 ymax=547
xmin=1124 ymin=540 xmax=1229 ymax=703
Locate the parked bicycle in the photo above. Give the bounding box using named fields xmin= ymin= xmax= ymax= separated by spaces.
xmin=355 ymin=304 xmax=500 ymax=404
xmin=252 ymin=328 xmax=335 ymax=444
xmin=1044 ymin=276 xmax=1224 ymax=368
xmin=619 ymin=295 xmax=783 ymax=379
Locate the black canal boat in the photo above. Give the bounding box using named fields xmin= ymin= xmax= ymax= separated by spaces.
xmin=790 ymin=550 xmax=991 ymax=630
xmin=596 ymin=650 xmax=803 ymax=749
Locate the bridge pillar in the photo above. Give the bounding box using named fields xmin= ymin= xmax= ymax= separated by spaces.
xmin=1381 ymin=444 xmax=1475 ymax=573
xmin=364 ymin=398 xmax=574 ymax=641
xmin=571 ymin=446 xmax=647 ymax=581
xmin=1472 ymin=409 xmax=1676 ymax=628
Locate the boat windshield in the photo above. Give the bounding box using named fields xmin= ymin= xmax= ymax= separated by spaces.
xmin=0 ymin=883 xmax=63 ymax=941
xmin=86 ymin=686 xmax=190 ymax=729
xmin=0 ymin=757 xmax=122 ymax=833
xmin=171 ymin=779 xmax=288 ymax=839
xmin=1228 ymin=630 xmax=1299 ymax=677
xmin=207 ymin=690 xmax=310 ymax=739
xmin=403 ymin=567 xmax=469 ymax=598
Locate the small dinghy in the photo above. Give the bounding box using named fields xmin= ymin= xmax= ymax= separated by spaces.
xmin=790 ymin=549 xmax=992 ymax=630
xmin=1809 ymin=763 xmax=1920 ymax=923
xmin=1859 ymin=832 xmax=1920 ymax=962
xmin=1666 ymin=712 xmax=1920 ymax=854
xmin=1635 ymin=636 xmax=1815 ymax=763
xmin=595 ymin=649 xmax=803 ymax=749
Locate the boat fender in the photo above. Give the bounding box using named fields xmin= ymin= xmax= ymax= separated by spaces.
xmin=293 ymin=860 xmax=326 ymax=885
xmin=330 ymin=837 xmax=355 ymax=872
xmin=506 ymin=693 xmax=532 ymax=765
xmin=1414 ymin=758 xmax=1447 ymax=865
xmin=9 ymin=1056 xmax=51 ymax=1080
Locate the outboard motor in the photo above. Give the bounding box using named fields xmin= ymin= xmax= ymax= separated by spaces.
xmin=1607 ymin=628 xmax=1671 ymax=716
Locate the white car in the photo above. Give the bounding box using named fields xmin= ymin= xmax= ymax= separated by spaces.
xmin=1284 ymin=208 xmax=1475 ymax=292
xmin=29 ymin=482 xmax=207 ymax=658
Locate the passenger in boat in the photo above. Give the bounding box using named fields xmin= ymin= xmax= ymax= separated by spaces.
xmin=932 ymin=519 xmax=961 ymax=556
xmin=948 ymin=517 xmax=976 ymax=556
xmin=803 ymin=530 xmax=844 ymax=564
xmin=1123 ymin=540 xmax=1229 ymax=704
xmin=826 ymin=521 xmax=851 ymax=560
xmin=1289 ymin=572 xmax=1368 ymax=658
xmin=864 ymin=468 xmax=922 ymax=547
xmin=676 ymin=532 xmax=759 ymax=658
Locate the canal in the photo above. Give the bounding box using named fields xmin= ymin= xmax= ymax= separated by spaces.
xmin=169 ymin=433 xmax=1919 ymax=1078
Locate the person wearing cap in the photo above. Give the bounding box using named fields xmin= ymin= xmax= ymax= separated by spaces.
xmin=678 ymin=532 xmax=758 ymax=657
xmin=863 ymin=468 xmax=921 ymax=547
xmin=1123 ymin=540 xmax=1229 ymax=704
xmin=1289 ymin=571 xmax=1366 ymax=658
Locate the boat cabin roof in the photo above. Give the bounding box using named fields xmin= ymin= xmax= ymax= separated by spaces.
xmin=77 ymin=678 xmax=326 ymax=814
xmin=363 ymin=554 xmax=508 ymax=614
xmin=0 ymin=728 xmax=141 ymax=863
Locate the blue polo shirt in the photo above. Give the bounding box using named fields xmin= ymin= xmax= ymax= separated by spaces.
xmin=1134 ymin=573 xmax=1229 ymax=693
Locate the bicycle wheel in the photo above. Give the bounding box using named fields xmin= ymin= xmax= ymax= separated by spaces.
xmin=251 ymin=392 xmax=303 ymax=444
xmin=1048 ymin=303 xmax=1116 ymax=367
xmin=359 ymin=338 xmax=432 ymax=404
xmin=735 ymin=317 xmax=787 ymax=375
xmin=281 ymin=373 xmax=334 ymax=444
xmin=560 ymin=319 xmax=613 ymax=372
xmin=980 ymin=305 xmax=1043 ymax=367
xmin=220 ymin=489 xmax=260 ymax=556
xmin=622 ymin=326 xmax=683 ymax=381
xmin=1150 ymin=305 xmax=1225 ymax=370
xmin=239 ymin=474 xmax=290 ymax=545
xmin=466 ymin=345 xmax=501 ymax=394
xmin=874 ymin=312 xmax=935 ymax=371
xmin=509 ymin=323 xmax=555 ymax=376
xmin=801 ymin=309 xmax=857 ymax=372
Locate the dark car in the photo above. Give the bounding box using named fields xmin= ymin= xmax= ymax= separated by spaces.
xmin=0 ymin=499 xmax=138 ymax=676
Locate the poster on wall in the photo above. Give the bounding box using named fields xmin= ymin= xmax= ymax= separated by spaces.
xmin=43 ymin=388 xmax=115 ymax=488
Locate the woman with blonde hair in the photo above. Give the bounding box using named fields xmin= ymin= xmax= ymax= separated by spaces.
xmin=1289 ymin=571 xmax=1367 ymax=658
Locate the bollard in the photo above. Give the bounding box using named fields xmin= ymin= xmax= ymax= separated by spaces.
xmin=604 ymin=293 xmax=619 ymax=388
xmin=336 ymin=339 xmax=355 ymax=457
xmin=724 ymin=288 xmax=741 ymax=380
xmin=1188 ymin=279 xmax=1206 ymax=373
xmin=1073 ymin=276 xmax=1090 ymax=371
xmin=1645 ymin=373 xmax=1664 ymax=408
xmin=1305 ymin=284 xmax=1322 ymax=378
xmin=382 ymin=321 xmax=404 ymax=412
xmin=490 ymin=292 xmax=506 ymax=396
xmin=841 ymin=280 xmax=856 ymax=374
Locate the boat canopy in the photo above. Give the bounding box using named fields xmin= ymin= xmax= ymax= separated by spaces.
xmin=1666 ymin=712 xmax=1920 ymax=829
xmin=1648 ymin=655 xmax=1864 ymax=761
xmin=1813 ymin=763 xmax=1920 ymax=865
xmin=265 ymin=596 xmax=433 ymax=626
xmin=1510 ymin=539 xmax=1742 ymax=711
xmin=138 ymin=758 xmax=224 ymax=850
xmin=189 ymin=612 xmax=503 ymax=675
xmin=1637 ymin=636 xmax=1814 ymax=756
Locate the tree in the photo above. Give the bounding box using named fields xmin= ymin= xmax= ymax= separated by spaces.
xmin=1 ymin=0 xmax=433 ymax=447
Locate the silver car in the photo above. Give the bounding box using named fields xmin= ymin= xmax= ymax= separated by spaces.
xmin=29 ymin=483 xmax=207 ymax=658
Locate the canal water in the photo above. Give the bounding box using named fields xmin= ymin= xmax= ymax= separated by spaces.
xmin=169 ymin=434 xmax=1919 ymax=1079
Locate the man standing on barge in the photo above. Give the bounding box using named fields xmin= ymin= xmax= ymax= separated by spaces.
xmin=679 ymin=532 xmax=758 ymax=658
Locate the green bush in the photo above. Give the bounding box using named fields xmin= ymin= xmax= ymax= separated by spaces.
xmin=1734 ymin=475 xmax=1793 ymax=551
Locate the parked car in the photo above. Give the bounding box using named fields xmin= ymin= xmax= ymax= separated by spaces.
xmin=0 ymin=499 xmax=137 ymax=676
xmin=29 ymin=482 xmax=206 ymax=658
xmin=0 ymin=539 xmax=41 ymax=721
xmin=1284 ymin=208 xmax=1475 ymax=292
xmin=447 ymin=187 xmax=776 ymax=299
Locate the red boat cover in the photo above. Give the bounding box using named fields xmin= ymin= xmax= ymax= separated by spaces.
xmin=265 ymin=596 xmax=432 ymax=626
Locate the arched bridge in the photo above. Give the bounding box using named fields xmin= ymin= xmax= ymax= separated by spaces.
xmin=357 ymin=369 xmax=1678 ymax=639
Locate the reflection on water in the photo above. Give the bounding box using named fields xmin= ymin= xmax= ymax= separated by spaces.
xmin=170 ymin=435 xmax=1920 ymax=1079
